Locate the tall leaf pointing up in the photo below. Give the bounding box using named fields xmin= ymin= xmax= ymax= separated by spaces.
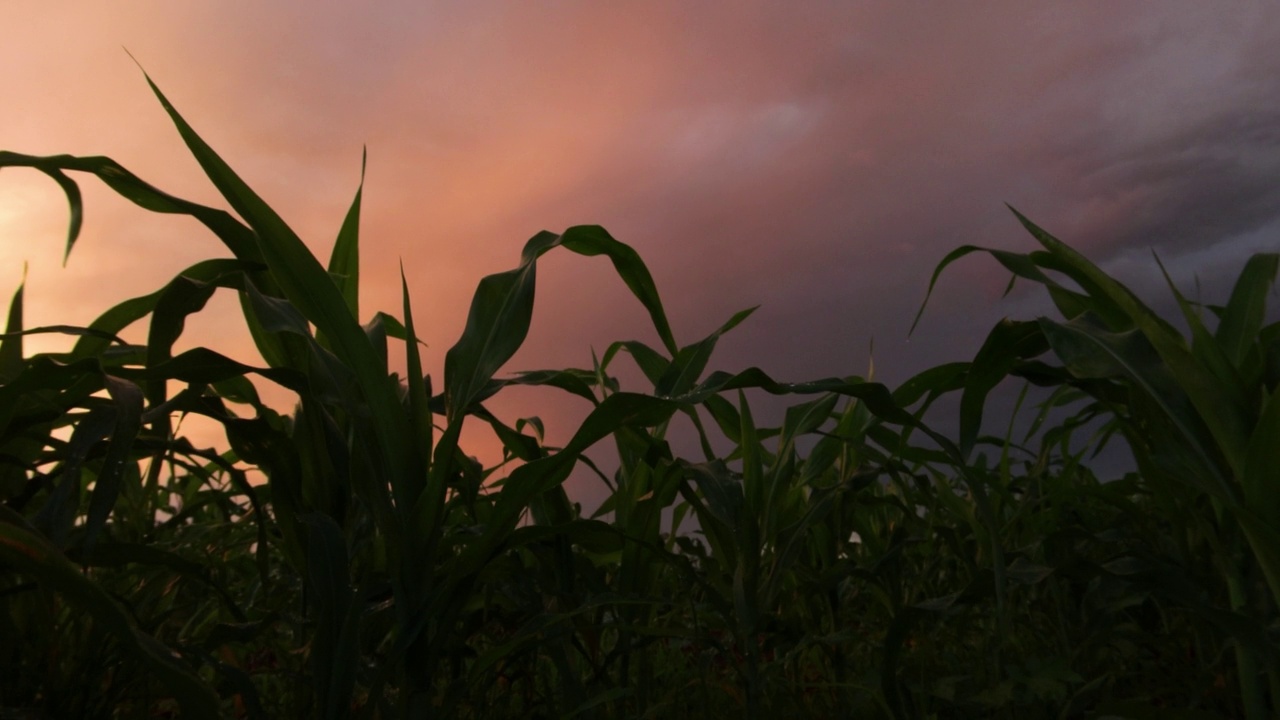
xmin=0 ymin=267 xmax=24 ymax=383
xmin=135 ymin=65 xmax=411 ymax=487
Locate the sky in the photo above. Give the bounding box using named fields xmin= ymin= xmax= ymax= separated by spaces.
xmin=3 ymin=3 xmax=1279 ymax=508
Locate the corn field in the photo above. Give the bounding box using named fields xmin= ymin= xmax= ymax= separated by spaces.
xmin=1 ymin=73 xmax=1278 ymax=719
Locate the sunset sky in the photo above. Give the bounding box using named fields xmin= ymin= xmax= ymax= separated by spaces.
xmin=3 ymin=4 xmax=1279 ymax=507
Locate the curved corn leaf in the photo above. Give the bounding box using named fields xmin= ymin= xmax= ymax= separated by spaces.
xmin=31 ymin=165 xmax=82 ymax=264
xmin=0 ymin=151 xmax=263 ymax=264
xmin=1038 ymin=313 xmax=1234 ymax=504
xmin=958 ymin=320 xmax=1049 ymax=460
xmin=505 ymin=369 xmax=601 ymax=405
xmin=445 ymin=225 xmax=679 ymax=423
xmin=1154 ymin=253 xmax=1251 ymax=425
xmin=557 ymin=224 xmax=677 ymax=355
xmin=71 ymin=259 xmax=262 ymax=360
xmin=600 ymin=339 xmax=670 ymax=387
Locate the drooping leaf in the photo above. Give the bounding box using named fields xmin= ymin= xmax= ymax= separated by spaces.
xmin=33 ymin=165 xmax=83 ymax=264
xmin=958 ymin=319 xmax=1048 ymax=459
xmin=0 ymin=151 xmax=263 ymax=263
xmin=558 ymin=224 xmax=678 ymax=355
xmin=70 ymin=258 xmax=261 ymax=360
xmin=601 ymin=340 xmax=670 ymax=388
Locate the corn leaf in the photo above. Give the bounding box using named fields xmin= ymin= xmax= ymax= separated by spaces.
xmin=1217 ymin=253 xmax=1279 ymax=367
xmin=138 ymin=69 xmax=411 ymax=489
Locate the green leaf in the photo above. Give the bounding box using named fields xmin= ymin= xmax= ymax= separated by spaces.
xmin=558 ymin=225 xmax=678 ymax=355
xmin=136 ymin=348 xmax=306 ymax=397
xmin=761 ymin=483 xmax=838 ymax=608
xmin=0 ymin=151 xmax=263 ymax=264
xmin=457 ymin=392 xmax=681 ymax=571
xmin=35 ymin=404 xmax=113 ymax=545
xmin=1011 ymin=207 xmax=1251 ymax=473
xmin=602 ymin=340 xmax=670 ymax=387
xmin=443 ymin=224 xmax=678 ymax=423
xmin=1153 ymin=252 xmax=1251 ymax=427
xmin=654 ymin=306 xmax=757 ymax=398
xmin=678 ymin=459 xmax=743 ymax=567
xmin=137 ymin=67 xmax=410 ymax=490
xmin=1217 ymin=253 xmax=1279 ymax=367
xmin=892 ymin=362 xmax=967 ymax=408
xmin=0 ymin=269 xmax=24 ymax=383
xmin=444 ymin=230 xmax=558 ymax=422
xmin=401 ymin=265 xmax=432 ymax=509
xmin=33 ymin=165 xmax=83 ymax=264
xmin=505 ymin=369 xmax=601 ymax=405
xmin=911 ymin=244 xmax=990 ymax=336
xmin=330 ymin=148 xmax=366 ymax=321
xmin=701 ymin=392 xmax=742 ymax=444
xmin=1038 ymin=314 xmax=1233 ymax=503
xmin=144 ymin=275 xmax=218 ymax=410
xmin=69 ymin=259 xmax=260 ymax=360
xmin=779 ymin=393 xmax=839 ymax=447
xmin=959 ymin=320 xmax=1048 ymax=459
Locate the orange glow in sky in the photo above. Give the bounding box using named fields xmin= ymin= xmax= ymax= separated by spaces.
xmin=5 ymin=3 xmax=1279 ymax=507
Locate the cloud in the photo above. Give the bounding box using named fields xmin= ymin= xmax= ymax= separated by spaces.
xmin=1040 ymin=108 xmax=1280 ymax=259
xmin=5 ymin=2 xmax=1280 ymax=507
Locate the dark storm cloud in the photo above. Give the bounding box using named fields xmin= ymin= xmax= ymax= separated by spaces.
xmin=1044 ymin=108 xmax=1280 ymax=260
xmin=607 ymin=4 xmax=1280 ymax=386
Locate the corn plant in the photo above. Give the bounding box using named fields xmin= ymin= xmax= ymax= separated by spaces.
xmin=916 ymin=208 xmax=1280 ymax=718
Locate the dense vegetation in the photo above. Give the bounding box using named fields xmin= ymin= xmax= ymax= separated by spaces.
xmin=2 ymin=73 xmax=1278 ymax=719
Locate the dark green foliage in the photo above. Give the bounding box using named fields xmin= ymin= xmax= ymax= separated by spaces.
xmin=0 ymin=74 xmax=1276 ymax=719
